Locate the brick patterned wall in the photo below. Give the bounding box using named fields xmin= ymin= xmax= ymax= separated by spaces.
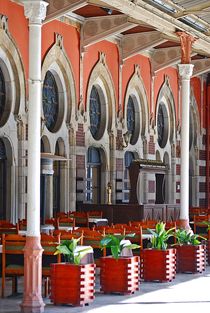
xmin=116 ymin=158 xmax=123 ymax=171
xmin=116 ymin=130 xmax=123 ymax=151
xmin=148 ymin=180 xmax=155 ymax=193
xmin=199 ymin=150 xmax=206 ymax=161
xmin=176 ymin=164 xmax=181 ymax=175
xmin=199 ymin=166 xmax=206 ymax=176
xmin=148 ymin=136 xmax=155 ymax=155
xmin=199 ymin=182 xmax=206 ymax=193
xmin=76 ymin=124 xmax=85 ymax=146
xmin=76 ymin=155 xmax=85 ymax=169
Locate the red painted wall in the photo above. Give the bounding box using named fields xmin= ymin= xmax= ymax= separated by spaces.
xmin=122 ymin=55 xmax=151 ymax=112
xmin=154 ymin=68 xmax=179 ymax=123
xmin=0 ymin=0 xmax=28 ymax=78
xmin=83 ymin=41 xmax=119 ymax=110
xmin=42 ymin=21 xmax=80 ymax=105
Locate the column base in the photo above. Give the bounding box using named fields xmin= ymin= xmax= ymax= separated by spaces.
xmin=176 ymin=219 xmax=191 ymax=230
xmin=20 ymin=236 xmax=45 ymax=313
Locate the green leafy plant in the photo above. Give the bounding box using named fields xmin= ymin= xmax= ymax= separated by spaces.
xmin=54 ymin=237 xmax=92 ymax=265
xmin=147 ymin=222 xmax=175 ymax=250
xmin=175 ymin=229 xmax=205 ymax=246
xmin=100 ymin=234 xmax=140 ymax=259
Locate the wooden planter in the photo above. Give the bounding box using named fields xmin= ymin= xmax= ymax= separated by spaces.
xmin=175 ymin=244 xmax=206 ymax=273
xmin=207 ymin=241 xmax=210 ymax=265
xmin=140 ymin=248 xmax=176 ymax=282
xmin=100 ymin=256 xmax=139 ymax=294
xmin=50 ymin=263 xmax=95 ymax=306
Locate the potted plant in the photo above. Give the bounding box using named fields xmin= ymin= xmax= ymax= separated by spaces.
xmin=100 ymin=233 xmax=140 ymax=294
xmin=140 ymin=222 xmax=176 ymax=282
xmin=174 ymin=229 xmax=206 ymax=273
xmin=50 ymin=238 xmax=95 ymax=306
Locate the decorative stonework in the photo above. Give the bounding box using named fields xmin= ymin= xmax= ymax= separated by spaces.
xmin=178 ymin=64 xmax=194 ymax=79
xmin=23 ymin=1 xmax=48 ymax=24
xmin=0 ymin=15 xmax=8 ymax=33
xmin=176 ymin=32 xmax=196 ymax=64
xmin=55 ymin=33 xmax=64 ymax=50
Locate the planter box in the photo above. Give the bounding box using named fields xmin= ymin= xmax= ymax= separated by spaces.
xmin=50 ymin=263 xmax=95 ymax=306
xmin=175 ymin=244 xmax=206 ymax=273
xmin=140 ymin=248 xmax=176 ymax=282
xmin=100 ymin=256 xmax=139 ymax=294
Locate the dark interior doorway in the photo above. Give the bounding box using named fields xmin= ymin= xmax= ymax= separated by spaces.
xmin=155 ymin=173 xmax=165 ymax=204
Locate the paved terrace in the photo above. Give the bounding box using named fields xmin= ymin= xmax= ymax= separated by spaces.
xmin=0 ymin=267 xmax=210 ymax=313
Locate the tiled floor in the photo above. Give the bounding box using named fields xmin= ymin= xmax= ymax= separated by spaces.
xmin=0 ymin=267 xmax=210 ymax=313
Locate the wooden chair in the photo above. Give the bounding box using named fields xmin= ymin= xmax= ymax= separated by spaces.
xmin=57 ymin=217 xmax=75 ymax=229
xmin=1 ymin=233 xmax=26 ymax=297
xmin=53 ymin=229 xmax=84 ymax=245
xmin=18 ymin=219 xmax=27 ymax=231
xmin=87 ymin=211 xmax=103 ymax=218
xmin=83 ymin=231 xmax=106 ymax=267
xmin=193 ymin=215 xmax=210 ymax=238
xmin=69 ymin=212 xmax=89 ymax=227
xmin=41 ymin=233 xmax=61 ymax=297
xmin=0 ymin=224 xmax=19 ymax=244
xmin=104 ymin=227 xmax=125 ymax=236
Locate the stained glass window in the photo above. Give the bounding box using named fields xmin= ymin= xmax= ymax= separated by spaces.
xmin=42 ymin=71 xmax=59 ymax=132
xmin=127 ymin=96 xmax=135 ymax=134
xmin=89 ymin=86 xmax=101 ymax=139
xmin=0 ymin=139 xmax=6 ymax=159
xmin=0 ymin=67 xmax=6 ymax=123
xmin=157 ymin=103 xmax=168 ymax=148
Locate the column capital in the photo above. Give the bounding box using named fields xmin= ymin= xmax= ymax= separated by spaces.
xmin=23 ymin=1 xmax=48 ymax=24
xmin=178 ymin=64 xmax=194 ymax=79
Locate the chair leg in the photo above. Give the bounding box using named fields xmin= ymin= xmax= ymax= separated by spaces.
xmin=12 ymin=277 xmax=18 ymax=295
xmin=44 ymin=277 xmax=49 ymax=297
xmin=1 ymin=273 xmax=5 ymax=298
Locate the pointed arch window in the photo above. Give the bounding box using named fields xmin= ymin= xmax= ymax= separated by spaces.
xmin=89 ymin=86 xmax=101 ymax=139
xmin=127 ymin=96 xmax=135 ymax=134
xmin=157 ymin=102 xmax=168 ymax=148
xmin=42 ymin=71 xmax=59 ymax=132
xmin=0 ymin=67 xmax=6 ymax=124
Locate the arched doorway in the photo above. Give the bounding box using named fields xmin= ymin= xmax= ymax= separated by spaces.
xmin=86 ymin=147 xmax=101 ymax=204
xmin=0 ymin=139 xmax=6 ymax=219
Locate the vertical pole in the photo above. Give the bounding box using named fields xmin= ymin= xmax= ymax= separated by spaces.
xmin=21 ymin=1 xmax=48 ymax=313
xmin=178 ymin=64 xmax=194 ymax=227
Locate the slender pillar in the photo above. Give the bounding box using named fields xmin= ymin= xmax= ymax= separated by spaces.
xmin=177 ymin=32 xmax=195 ymax=229
xmin=21 ymin=1 xmax=48 ymax=313
xmin=178 ymin=64 xmax=194 ymax=228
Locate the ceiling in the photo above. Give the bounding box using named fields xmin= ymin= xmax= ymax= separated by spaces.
xmin=18 ymin=0 xmax=210 ymax=77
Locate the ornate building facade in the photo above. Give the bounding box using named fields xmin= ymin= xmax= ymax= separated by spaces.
xmin=0 ymin=0 xmax=209 ymax=224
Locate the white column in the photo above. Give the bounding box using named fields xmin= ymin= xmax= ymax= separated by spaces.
xmin=178 ymin=64 xmax=194 ymax=221
xmin=23 ymin=1 xmax=48 ymax=236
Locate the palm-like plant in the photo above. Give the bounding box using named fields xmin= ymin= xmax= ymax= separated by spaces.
xmin=54 ymin=237 xmax=92 ymax=265
xmin=147 ymin=222 xmax=175 ymax=250
xmin=100 ymin=233 xmax=140 ymax=259
xmin=175 ymin=229 xmax=205 ymax=246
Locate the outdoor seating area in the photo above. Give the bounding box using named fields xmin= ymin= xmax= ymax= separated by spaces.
xmin=1 ymin=209 xmax=210 ymax=309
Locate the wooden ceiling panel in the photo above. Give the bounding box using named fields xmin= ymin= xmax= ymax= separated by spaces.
xmin=74 ymin=4 xmax=120 ymax=17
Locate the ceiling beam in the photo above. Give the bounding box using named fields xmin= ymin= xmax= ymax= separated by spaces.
xmin=151 ymin=46 xmax=197 ymax=73
xmin=44 ymin=0 xmax=88 ymax=24
xmin=174 ymin=2 xmax=210 ymax=19
xmin=192 ymin=58 xmax=210 ymax=77
xmin=81 ymin=15 xmax=138 ymax=49
xmin=97 ymin=0 xmax=210 ymax=57
xmin=121 ymin=31 xmax=166 ymax=61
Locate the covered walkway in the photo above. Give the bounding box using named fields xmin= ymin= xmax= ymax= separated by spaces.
xmin=1 ymin=267 xmax=210 ymax=313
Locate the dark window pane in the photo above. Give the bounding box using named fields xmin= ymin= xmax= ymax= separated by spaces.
xmin=0 ymin=67 xmax=6 ymax=123
xmin=127 ymin=96 xmax=135 ymax=134
xmin=42 ymin=71 xmax=59 ymax=131
xmin=89 ymin=86 xmax=101 ymax=138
